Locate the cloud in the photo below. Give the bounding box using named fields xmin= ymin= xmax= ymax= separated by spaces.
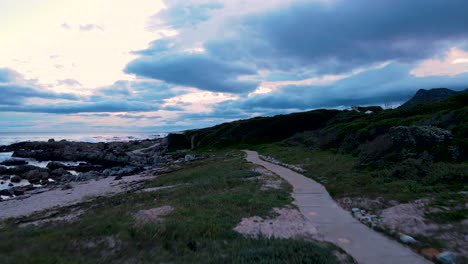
xmin=180 ymin=108 xmax=249 ymax=120
xmin=147 ymin=1 xmax=224 ymax=30
xmin=0 ymin=100 xmax=159 ymax=114
xmin=130 ymin=39 xmax=176 ymax=56
xmin=115 ymin=114 xmax=161 ymax=119
xmin=0 ymin=68 xmax=22 ymax=83
xmin=125 ymin=53 xmax=259 ymax=93
xmin=203 ymin=0 xmax=468 ymax=75
xmin=79 ymin=24 xmax=104 ymax=32
xmin=60 ymin=23 xmax=72 ymax=30
xmin=57 ymin=79 xmax=82 ymax=86
xmin=0 ymin=68 xmax=79 ymax=105
xmin=228 ymin=63 xmax=468 ymax=111
xmin=96 ymin=80 xmax=186 ymax=102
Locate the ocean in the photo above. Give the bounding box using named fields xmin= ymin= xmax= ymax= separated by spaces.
xmin=0 ymin=132 xmax=168 ymax=147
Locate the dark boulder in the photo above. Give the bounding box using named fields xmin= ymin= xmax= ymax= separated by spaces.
xmin=0 ymin=166 xmax=9 ymax=175
xmin=51 ymin=168 xmax=70 ymax=177
xmin=0 ymin=189 xmax=12 ymax=196
xmin=22 ymin=169 xmax=50 ymax=183
xmin=9 ymin=165 xmax=40 ymax=174
xmin=10 ymin=175 xmax=22 ymax=183
xmin=13 ymin=189 xmax=24 ymax=196
xmin=0 ymin=159 xmax=28 ymax=166
xmin=47 ymin=161 xmax=69 ymax=170
xmin=70 ymin=163 xmax=104 ymax=173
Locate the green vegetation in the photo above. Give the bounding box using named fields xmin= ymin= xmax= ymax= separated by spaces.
xmin=0 ymin=153 xmax=347 ymax=264
xmin=183 ymin=94 xmax=467 ymax=203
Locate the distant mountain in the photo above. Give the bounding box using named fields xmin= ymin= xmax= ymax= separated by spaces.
xmin=399 ymin=88 xmax=468 ymax=108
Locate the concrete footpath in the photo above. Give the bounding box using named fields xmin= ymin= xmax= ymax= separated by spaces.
xmin=244 ymin=150 xmax=430 ymax=264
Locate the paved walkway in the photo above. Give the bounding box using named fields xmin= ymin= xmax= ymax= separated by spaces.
xmin=244 ymin=150 xmax=430 ymax=264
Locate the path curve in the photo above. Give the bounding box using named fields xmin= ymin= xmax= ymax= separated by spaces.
xmin=244 ymin=150 xmax=430 ymax=264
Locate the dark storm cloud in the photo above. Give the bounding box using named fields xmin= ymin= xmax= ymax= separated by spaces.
xmin=124 ymin=53 xmax=259 ymax=93
xmin=205 ymin=0 xmax=468 ymax=74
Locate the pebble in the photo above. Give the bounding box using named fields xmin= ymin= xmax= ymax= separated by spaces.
xmin=399 ymin=234 xmax=417 ymax=244
xmin=419 ymin=248 xmax=440 ymax=261
xmin=436 ymin=252 xmax=457 ymax=264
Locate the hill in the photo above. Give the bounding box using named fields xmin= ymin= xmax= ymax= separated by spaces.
xmin=176 ymin=89 xmax=468 ymax=260
xmin=399 ymin=88 xmax=467 ymax=108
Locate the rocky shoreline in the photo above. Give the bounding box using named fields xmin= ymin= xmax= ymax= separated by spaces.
xmin=0 ymin=136 xmax=203 ymax=202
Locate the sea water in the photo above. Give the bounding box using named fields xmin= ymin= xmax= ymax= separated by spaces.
xmin=0 ymin=132 xmax=167 ymax=146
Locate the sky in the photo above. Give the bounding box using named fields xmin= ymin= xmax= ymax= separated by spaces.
xmin=1 ymin=0 xmax=468 ymax=132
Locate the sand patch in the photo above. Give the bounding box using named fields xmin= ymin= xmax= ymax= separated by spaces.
xmin=133 ymin=205 xmax=174 ymax=225
xmin=234 ymin=207 xmax=317 ymax=239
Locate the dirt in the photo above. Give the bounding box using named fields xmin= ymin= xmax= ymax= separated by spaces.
xmin=18 ymin=208 xmax=85 ymax=228
xmin=133 ymin=205 xmax=174 ymax=225
xmin=380 ymin=199 xmax=439 ymax=234
xmin=337 ymin=197 xmax=399 ymax=212
xmin=380 ymin=199 xmax=468 ymax=257
xmin=252 ymin=167 xmax=284 ymax=191
xmin=234 ymin=207 xmax=318 ymax=239
xmin=0 ymin=172 xmax=158 ymax=220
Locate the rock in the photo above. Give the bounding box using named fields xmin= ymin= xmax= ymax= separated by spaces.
xmin=351 ymin=208 xmax=360 ymax=213
xmin=419 ymin=248 xmax=440 ymax=261
xmin=0 ymin=159 xmax=28 ymax=166
xmin=0 ymin=189 xmax=12 ymax=196
xmin=399 ymin=234 xmax=417 ymax=244
xmin=102 ymin=168 xmax=115 ymax=177
xmin=51 ymin=168 xmax=70 ymax=177
xmin=8 ymin=183 xmax=13 ymax=187
xmin=13 ymin=189 xmax=24 ymax=196
xmin=19 ymin=184 xmax=34 ymax=191
xmin=47 ymin=161 xmax=69 ymax=170
xmin=23 ymin=169 xmax=50 ymax=182
xmin=9 ymin=165 xmax=39 ymax=174
xmin=76 ymin=171 xmax=100 ymax=181
xmin=62 ymin=183 xmax=73 ymax=190
xmin=152 ymin=156 xmax=169 ymax=165
xmin=0 ymin=165 xmax=9 ymax=175
xmin=185 ymin=154 xmax=196 ymax=162
xmin=436 ymin=252 xmax=457 ymax=264
xmin=72 ymin=163 xmax=103 ymax=173
xmin=10 ymin=175 xmax=22 ymax=183
xmin=114 ymin=176 xmax=123 ymax=180
xmin=48 ymin=138 xmax=55 ymax=142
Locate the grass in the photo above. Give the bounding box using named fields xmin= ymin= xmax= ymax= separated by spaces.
xmin=251 ymin=143 xmax=467 ymax=204
xmin=0 ymin=151 xmax=348 ymax=264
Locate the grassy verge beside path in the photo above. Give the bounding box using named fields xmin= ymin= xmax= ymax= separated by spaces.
xmin=0 ymin=151 xmax=349 ymax=264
